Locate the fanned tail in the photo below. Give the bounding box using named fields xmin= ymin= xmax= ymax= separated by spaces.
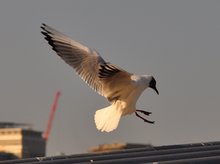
xmin=94 ymin=104 xmax=123 ymax=132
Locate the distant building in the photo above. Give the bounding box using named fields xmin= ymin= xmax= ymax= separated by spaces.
xmin=0 ymin=122 xmax=45 ymax=159
xmin=89 ymin=142 xmax=152 ymax=153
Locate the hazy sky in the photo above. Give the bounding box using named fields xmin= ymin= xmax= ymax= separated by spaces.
xmin=0 ymin=0 xmax=220 ymax=155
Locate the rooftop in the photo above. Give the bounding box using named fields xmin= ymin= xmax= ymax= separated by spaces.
xmin=2 ymin=141 xmax=220 ymax=164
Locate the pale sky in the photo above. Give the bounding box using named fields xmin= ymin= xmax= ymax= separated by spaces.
xmin=0 ymin=0 xmax=220 ymax=155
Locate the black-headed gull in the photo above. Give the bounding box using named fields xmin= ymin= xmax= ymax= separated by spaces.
xmin=41 ymin=24 xmax=159 ymax=132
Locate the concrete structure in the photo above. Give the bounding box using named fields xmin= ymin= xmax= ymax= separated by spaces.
xmin=0 ymin=123 xmax=45 ymax=159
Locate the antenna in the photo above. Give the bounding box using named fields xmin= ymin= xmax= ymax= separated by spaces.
xmin=43 ymin=91 xmax=61 ymax=142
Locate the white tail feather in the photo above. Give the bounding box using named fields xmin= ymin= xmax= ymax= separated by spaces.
xmin=94 ymin=104 xmax=123 ymax=132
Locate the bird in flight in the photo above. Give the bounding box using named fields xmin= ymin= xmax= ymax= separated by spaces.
xmin=41 ymin=24 xmax=159 ymax=132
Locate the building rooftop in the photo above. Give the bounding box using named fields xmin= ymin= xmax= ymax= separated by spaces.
xmin=0 ymin=122 xmax=32 ymax=129
xmin=2 ymin=141 xmax=220 ymax=164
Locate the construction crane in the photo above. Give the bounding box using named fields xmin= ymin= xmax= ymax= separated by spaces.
xmin=43 ymin=91 xmax=61 ymax=142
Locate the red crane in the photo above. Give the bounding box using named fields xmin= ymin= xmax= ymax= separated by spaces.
xmin=43 ymin=91 xmax=61 ymax=142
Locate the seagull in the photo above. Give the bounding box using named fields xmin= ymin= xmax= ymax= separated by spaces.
xmin=41 ymin=24 xmax=159 ymax=132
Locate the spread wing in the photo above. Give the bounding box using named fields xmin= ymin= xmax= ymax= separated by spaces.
xmin=41 ymin=24 xmax=133 ymax=101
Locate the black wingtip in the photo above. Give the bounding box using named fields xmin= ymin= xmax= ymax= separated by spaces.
xmin=41 ymin=23 xmax=46 ymax=30
xmin=41 ymin=26 xmax=57 ymax=52
xmin=41 ymin=31 xmax=47 ymax=36
xmin=41 ymin=24 xmax=53 ymax=35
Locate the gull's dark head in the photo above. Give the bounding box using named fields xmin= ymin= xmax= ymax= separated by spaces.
xmin=149 ymin=76 xmax=159 ymax=95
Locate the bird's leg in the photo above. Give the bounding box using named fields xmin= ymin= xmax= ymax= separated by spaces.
xmin=136 ymin=109 xmax=152 ymax=116
xmin=135 ymin=110 xmax=155 ymax=124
